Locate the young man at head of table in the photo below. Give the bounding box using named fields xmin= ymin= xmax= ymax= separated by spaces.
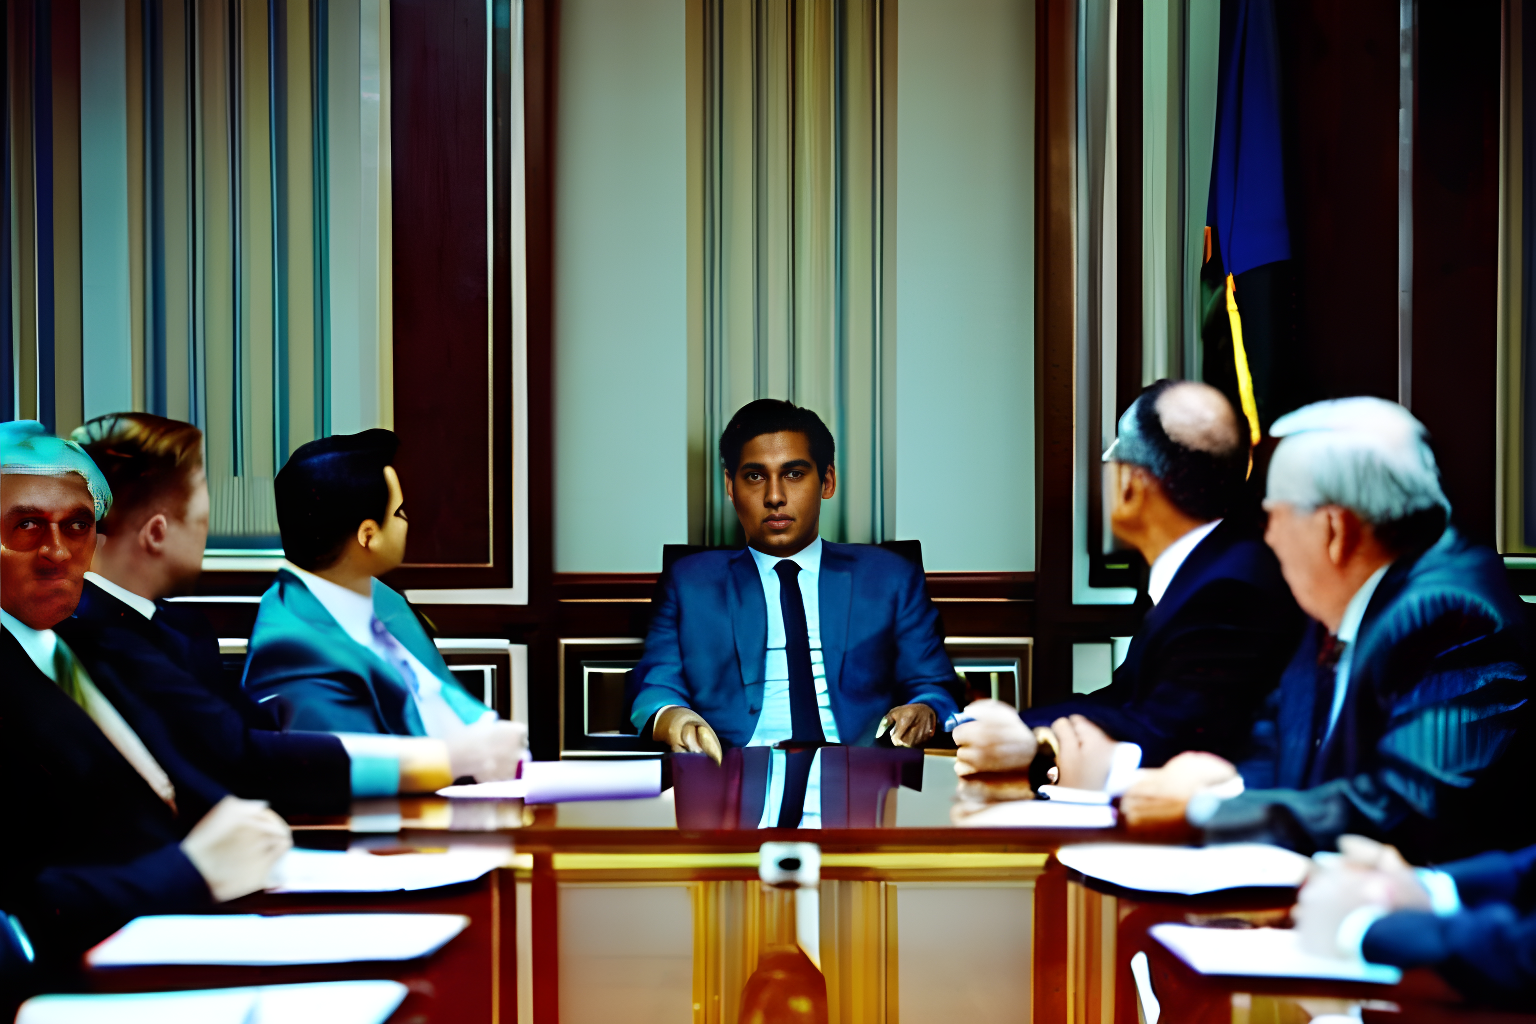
xmin=626 ymin=400 xmax=960 ymax=827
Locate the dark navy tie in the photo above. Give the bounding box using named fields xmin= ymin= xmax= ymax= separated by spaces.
xmin=774 ymin=559 xmax=822 ymax=828
xmin=773 ymin=559 xmax=824 ymax=744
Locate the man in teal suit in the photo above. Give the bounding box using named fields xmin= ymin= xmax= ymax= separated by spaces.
xmin=243 ymin=430 xmax=524 ymax=780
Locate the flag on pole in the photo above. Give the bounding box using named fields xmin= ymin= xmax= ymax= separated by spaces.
xmin=1206 ymin=0 xmax=1290 ymax=445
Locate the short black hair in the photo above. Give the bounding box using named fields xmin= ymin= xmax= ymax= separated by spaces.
xmin=718 ymin=399 xmax=836 ymax=481
xmin=274 ymin=429 xmax=400 ymax=571
xmin=1129 ymin=380 xmax=1247 ymax=521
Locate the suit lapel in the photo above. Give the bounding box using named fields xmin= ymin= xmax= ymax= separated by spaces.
xmin=729 ymin=550 xmax=766 ymax=692
xmin=819 ymin=542 xmax=852 ymax=700
xmin=1310 ymin=559 xmax=1409 ymax=780
xmin=276 ymin=571 xmax=423 ymax=735
xmin=1276 ymin=624 xmax=1323 ymax=788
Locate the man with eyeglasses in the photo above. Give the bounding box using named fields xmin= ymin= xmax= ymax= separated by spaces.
xmin=952 ymin=381 xmax=1304 ymax=810
xmin=242 ymin=430 xmax=525 ymax=781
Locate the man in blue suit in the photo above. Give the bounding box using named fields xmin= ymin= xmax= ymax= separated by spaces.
xmin=1296 ymin=834 xmax=1536 ymax=1007
xmin=628 ymin=400 xmax=959 ymax=825
xmin=1120 ymin=398 xmax=1531 ymax=863
xmin=951 ymin=382 xmax=1304 ymax=801
xmin=243 ymin=430 xmax=525 ymax=781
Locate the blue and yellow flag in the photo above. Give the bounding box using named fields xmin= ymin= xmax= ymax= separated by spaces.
xmin=1206 ymin=0 xmax=1290 ymax=445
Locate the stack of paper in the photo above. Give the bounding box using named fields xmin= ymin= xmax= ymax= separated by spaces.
xmin=87 ymin=913 xmax=469 ymax=967
xmin=1057 ymin=843 xmax=1312 ymax=894
xmin=440 ymin=758 xmax=663 ymax=803
xmin=956 ymin=799 xmax=1117 ymax=829
xmin=16 ymin=981 xmax=408 ymax=1024
xmin=268 ymin=847 xmax=509 ymax=893
xmin=1151 ymin=924 xmax=1404 ymax=984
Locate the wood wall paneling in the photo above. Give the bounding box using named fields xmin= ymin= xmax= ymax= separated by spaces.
xmin=388 ymin=0 xmax=503 ymax=585
xmin=522 ymin=0 xmax=561 ymax=757
xmin=1410 ymin=0 xmax=1501 ymax=546
xmin=1283 ymin=0 xmax=1400 ymax=408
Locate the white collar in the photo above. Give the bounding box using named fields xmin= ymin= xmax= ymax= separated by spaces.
xmin=1337 ymin=562 xmax=1392 ymax=645
xmin=85 ymin=572 xmax=158 ymax=621
xmin=748 ymin=535 xmax=824 ymax=575
xmin=1147 ymin=519 xmax=1222 ymax=605
xmin=291 ymin=566 xmax=377 ymax=645
xmin=1 ymin=607 xmax=59 ymax=678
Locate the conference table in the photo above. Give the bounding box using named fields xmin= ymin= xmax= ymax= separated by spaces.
xmin=56 ymin=751 xmax=1534 ymax=1024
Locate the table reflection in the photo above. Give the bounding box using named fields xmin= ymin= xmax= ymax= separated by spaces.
xmin=670 ymin=747 xmax=924 ymax=829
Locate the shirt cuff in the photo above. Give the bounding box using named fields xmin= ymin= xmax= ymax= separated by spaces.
xmin=335 ymin=734 xmax=402 ymax=798
xmin=1414 ymin=868 xmax=1462 ymax=916
xmin=1103 ymin=742 xmax=1142 ymax=797
xmin=1337 ymin=904 xmax=1391 ymax=961
xmin=1185 ymin=774 xmax=1246 ymax=826
xmin=335 ymin=734 xmax=454 ymax=795
xmin=652 ymin=705 xmax=683 ymax=739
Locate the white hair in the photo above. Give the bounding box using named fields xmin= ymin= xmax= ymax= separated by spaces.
xmin=1266 ymin=397 xmax=1450 ymax=523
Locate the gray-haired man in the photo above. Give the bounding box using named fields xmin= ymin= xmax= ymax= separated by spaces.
xmin=1122 ymin=397 xmax=1532 ymax=862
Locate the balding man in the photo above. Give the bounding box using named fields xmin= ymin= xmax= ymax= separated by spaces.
xmin=954 ymin=381 xmax=1305 ymax=803
xmin=1123 ymin=398 xmax=1532 ymax=861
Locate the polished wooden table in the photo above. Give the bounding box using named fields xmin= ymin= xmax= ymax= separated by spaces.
xmin=49 ymin=754 xmax=1536 ymax=1024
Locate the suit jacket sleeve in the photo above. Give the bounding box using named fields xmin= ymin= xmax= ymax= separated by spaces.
xmin=1204 ymin=636 xmax=1530 ymax=860
xmin=1023 ymin=577 xmax=1298 ymax=764
xmin=244 ymin=635 xmax=392 ymax=734
xmin=888 ymin=559 xmax=960 ymax=719
xmin=1441 ymin=845 xmax=1536 ymax=909
xmin=1363 ymin=903 xmax=1536 ymax=1005
xmin=3 ymin=844 xmax=210 ymax=964
xmin=75 ymin=631 xmax=352 ymax=813
xmin=628 ymin=570 xmax=694 ymax=732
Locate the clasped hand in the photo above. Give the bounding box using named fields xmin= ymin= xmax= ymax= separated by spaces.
xmin=952 ymin=700 xmax=1121 ymax=807
xmin=1293 ymin=834 xmax=1432 ymax=958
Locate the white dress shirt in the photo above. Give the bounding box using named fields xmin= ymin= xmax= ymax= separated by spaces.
xmin=1323 ymin=563 xmax=1392 ymax=744
xmin=748 ymin=537 xmax=839 ymax=828
xmin=291 ymin=567 xmax=489 ymax=739
xmin=85 ymin=571 xmax=158 ymax=620
xmin=1146 ymin=519 xmax=1222 ymax=606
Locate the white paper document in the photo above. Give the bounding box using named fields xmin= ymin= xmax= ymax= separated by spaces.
xmin=957 ymin=799 xmax=1117 ymax=828
xmin=86 ymin=913 xmax=469 ymax=967
xmin=268 ymin=847 xmax=509 ymax=893
xmin=1057 ymin=842 xmax=1312 ymax=895
xmin=16 ymin=980 xmax=407 ymax=1024
xmin=1151 ymin=924 xmax=1404 ymax=984
xmin=440 ymin=758 xmax=663 ymax=803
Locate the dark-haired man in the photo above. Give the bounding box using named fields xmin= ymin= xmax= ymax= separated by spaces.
xmin=67 ymin=413 xmax=509 ymax=806
xmin=953 ymin=381 xmax=1304 ymax=804
xmin=0 ymin=421 xmax=290 ymax=966
xmin=628 ymin=400 xmax=959 ymax=826
xmin=242 ymin=430 xmax=525 ymax=781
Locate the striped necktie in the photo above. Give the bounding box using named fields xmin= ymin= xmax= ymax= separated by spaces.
xmin=52 ymin=639 xmax=178 ymax=811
